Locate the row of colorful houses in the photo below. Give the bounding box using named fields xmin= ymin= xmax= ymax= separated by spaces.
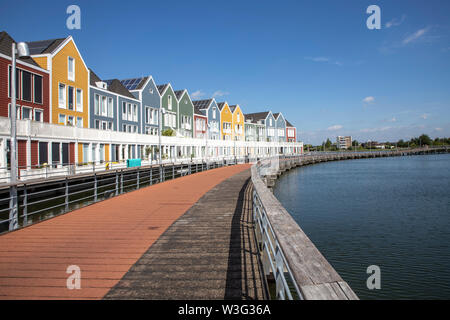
xmin=0 ymin=31 xmax=299 ymax=170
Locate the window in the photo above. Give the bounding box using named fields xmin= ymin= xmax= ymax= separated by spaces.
xmin=59 ymin=114 xmax=66 ymax=125
xmin=108 ymin=121 xmax=112 ymax=130
xmin=22 ymin=71 xmax=32 ymax=102
xmin=8 ymin=104 xmax=20 ymax=119
xmin=22 ymin=106 xmax=32 ymax=120
xmin=59 ymin=84 xmax=66 ymax=108
xmin=68 ymin=57 xmax=75 ymax=81
xmin=108 ymin=97 xmax=113 ymax=117
xmin=168 ymin=95 xmax=172 ymax=110
xmin=76 ymin=89 xmax=83 ymax=112
xmin=133 ymin=104 xmax=137 ymax=121
xmin=95 ymin=120 xmax=100 ymax=129
xmin=212 ymin=107 xmax=216 ymax=119
xmin=68 ymin=86 xmax=74 ymax=110
xmin=123 ymin=124 xmax=127 ymax=132
xmin=8 ymin=66 xmax=20 ymax=99
xmin=102 ymin=121 xmax=107 ymax=130
xmin=127 ymin=103 xmax=132 ymax=121
xmin=101 ymin=96 xmax=107 ymax=116
xmin=68 ymin=116 xmax=74 ymax=126
xmin=34 ymin=75 xmax=43 ymax=104
xmin=237 ymin=113 xmax=240 ymax=122
xmin=122 ymin=102 xmax=126 ymax=120
xmin=76 ymin=117 xmax=83 ymax=128
xmin=269 ymin=118 xmax=273 ymax=126
xmin=34 ymin=109 xmax=43 ymax=122
xmin=94 ymin=94 xmax=100 ymax=115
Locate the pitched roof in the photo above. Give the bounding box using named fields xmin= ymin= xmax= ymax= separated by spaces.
xmin=244 ymin=111 xmax=271 ymax=122
xmin=89 ymin=68 xmax=102 ymax=86
xmin=92 ymin=70 xmax=136 ymax=99
xmin=108 ymin=79 xmax=136 ymax=99
xmin=119 ymin=77 xmax=148 ymax=91
xmin=217 ymin=102 xmax=228 ymax=111
xmin=194 ymin=108 xmax=206 ymax=116
xmin=157 ymin=84 xmax=169 ymax=95
xmin=286 ymin=119 xmax=294 ymax=127
xmin=192 ymin=99 xmax=213 ymax=110
xmin=0 ymin=31 xmax=39 ymax=66
xmin=174 ymin=90 xmax=185 ymax=100
xmin=273 ymin=112 xmax=285 ymax=120
xmin=229 ymin=105 xmax=240 ymax=113
xmin=26 ymin=37 xmax=66 ymax=55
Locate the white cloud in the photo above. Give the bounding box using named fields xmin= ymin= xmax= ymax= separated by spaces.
xmin=363 ymin=96 xmax=375 ymax=104
xmin=191 ymin=90 xmax=205 ymax=99
xmin=385 ymin=15 xmax=406 ymax=28
xmin=305 ymin=56 xmax=343 ymax=66
xmin=420 ymin=113 xmax=429 ymax=120
xmin=387 ymin=117 xmax=397 ymax=122
xmin=402 ymin=27 xmax=430 ymax=45
xmin=327 ymin=125 xmax=343 ymax=131
xmin=212 ymin=90 xmax=229 ymax=98
xmin=435 ymin=127 xmax=443 ymax=131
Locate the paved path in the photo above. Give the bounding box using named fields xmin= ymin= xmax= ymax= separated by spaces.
xmin=104 ymin=169 xmax=267 ymax=300
xmin=0 ymin=164 xmax=253 ymax=299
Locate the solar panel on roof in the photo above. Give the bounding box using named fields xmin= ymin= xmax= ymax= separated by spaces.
xmin=27 ymin=40 xmax=55 ymax=54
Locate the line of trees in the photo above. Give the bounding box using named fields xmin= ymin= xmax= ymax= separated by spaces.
xmin=304 ymin=134 xmax=449 ymax=151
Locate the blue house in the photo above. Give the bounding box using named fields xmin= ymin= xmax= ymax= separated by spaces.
xmin=244 ymin=111 xmax=276 ymax=142
xmin=192 ymin=99 xmax=220 ymax=140
xmin=119 ymin=76 xmax=160 ymax=136
xmin=273 ymin=112 xmax=286 ymax=142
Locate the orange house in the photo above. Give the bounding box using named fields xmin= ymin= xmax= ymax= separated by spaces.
xmin=218 ymin=101 xmax=232 ymax=141
xmin=27 ymin=36 xmax=89 ymax=128
xmin=230 ymin=104 xmax=245 ymax=141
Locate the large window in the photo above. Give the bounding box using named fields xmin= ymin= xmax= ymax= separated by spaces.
xmin=122 ymin=102 xmax=127 ymax=120
xmin=59 ymin=83 xmax=66 ymax=108
xmin=108 ymin=97 xmax=113 ymax=117
xmin=76 ymin=88 xmax=83 ymax=112
xmin=168 ymin=95 xmax=172 ymax=110
xmin=133 ymin=104 xmax=137 ymax=121
xmin=68 ymin=86 xmax=74 ymax=110
xmin=94 ymin=94 xmax=100 ymax=115
xmin=8 ymin=66 xmax=20 ymax=99
xmin=76 ymin=117 xmax=83 ymax=128
xmin=101 ymin=96 xmax=107 ymax=116
xmin=21 ymin=70 xmax=32 ymax=102
xmin=59 ymin=114 xmax=66 ymax=125
xmin=34 ymin=75 xmax=43 ymax=104
xmin=68 ymin=57 xmax=75 ymax=81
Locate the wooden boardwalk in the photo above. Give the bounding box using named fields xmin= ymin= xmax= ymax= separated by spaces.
xmin=104 ymin=169 xmax=266 ymax=300
xmin=0 ymin=164 xmax=261 ymax=300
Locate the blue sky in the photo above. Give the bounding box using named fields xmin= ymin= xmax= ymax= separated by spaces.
xmin=1 ymin=0 xmax=449 ymax=144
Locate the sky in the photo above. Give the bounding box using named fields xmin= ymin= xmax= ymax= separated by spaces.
xmin=1 ymin=0 xmax=449 ymax=145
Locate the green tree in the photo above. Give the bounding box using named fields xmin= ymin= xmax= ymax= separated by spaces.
xmin=325 ymin=138 xmax=332 ymax=149
xmin=162 ymin=128 xmax=175 ymax=136
xmin=418 ymin=134 xmax=432 ymax=146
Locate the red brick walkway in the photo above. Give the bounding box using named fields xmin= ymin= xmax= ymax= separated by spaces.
xmin=0 ymin=164 xmax=251 ymax=299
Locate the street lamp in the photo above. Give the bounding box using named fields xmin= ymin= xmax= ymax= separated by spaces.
xmin=10 ymin=41 xmax=30 ymax=230
xmin=158 ymin=107 xmax=166 ymax=181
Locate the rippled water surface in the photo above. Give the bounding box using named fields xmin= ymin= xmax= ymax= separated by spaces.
xmin=273 ymin=154 xmax=450 ymax=299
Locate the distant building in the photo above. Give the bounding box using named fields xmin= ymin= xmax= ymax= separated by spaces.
xmin=337 ymin=136 xmax=352 ymax=149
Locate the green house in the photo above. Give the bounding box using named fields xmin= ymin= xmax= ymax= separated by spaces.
xmin=174 ymin=89 xmax=194 ymax=138
xmin=157 ymin=83 xmax=179 ymax=134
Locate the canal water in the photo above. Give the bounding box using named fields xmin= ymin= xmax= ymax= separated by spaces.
xmin=273 ymin=154 xmax=450 ymax=300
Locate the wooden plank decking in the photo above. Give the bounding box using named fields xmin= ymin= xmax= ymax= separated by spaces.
xmin=104 ymin=169 xmax=267 ymax=300
xmin=0 ymin=164 xmax=255 ymax=299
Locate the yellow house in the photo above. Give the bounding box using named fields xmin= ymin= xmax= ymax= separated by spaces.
xmin=218 ymin=102 xmax=233 ymax=141
xmin=27 ymin=36 xmax=89 ymax=128
xmin=230 ymin=104 xmax=245 ymax=141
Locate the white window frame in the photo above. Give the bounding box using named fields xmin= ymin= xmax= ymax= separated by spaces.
xmin=68 ymin=56 xmax=75 ymax=81
xmin=95 ymin=94 xmax=100 ymax=115
xmin=67 ymin=86 xmax=75 ymax=110
xmin=101 ymin=96 xmax=107 ymax=117
xmin=34 ymin=108 xmax=43 ymax=122
xmin=33 ymin=74 xmax=43 ymax=104
xmin=58 ymin=83 xmax=66 ymax=108
xmin=108 ymin=97 xmax=113 ymax=117
xmin=76 ymin=88 xmax=83 ymax=112
xmin=168 ymin=95 xmax=172 ymax=110
xmin=58 ymin=114 xmax=66 ymax=125
xmin=22 ymin=106 xmax=33 ymax=120
xmin=76 ymin=117 xmax=83 ymax=128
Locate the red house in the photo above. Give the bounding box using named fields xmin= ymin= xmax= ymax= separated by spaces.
xmin=0 ymin=31 xmax=50 ymax=170
xmin=286 ymin=119 xmax=296 ymax=142
xmin=193 ymin=107 xmax=207 ymax=139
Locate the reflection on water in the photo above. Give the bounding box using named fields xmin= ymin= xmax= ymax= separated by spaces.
xmin=273 ymin=154 xmax=450 ymax=299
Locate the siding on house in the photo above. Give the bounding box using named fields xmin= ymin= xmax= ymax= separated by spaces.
xmin=273 ymin=112 xmax=286 ymax=142
xmin=157 ymin=84 xmax=179 ymax=133
xmin=0 ymin=32 xmax=50 ymax=123
xmin=175 ymin=90 xmax=194 ymax=138
xmin=192 ymin=99 xmax=220 ymax=140
xmin=218 ymin=102 xmax=232 ymax=141
xmin=230 ymin=105 xmax=245 ymax=141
